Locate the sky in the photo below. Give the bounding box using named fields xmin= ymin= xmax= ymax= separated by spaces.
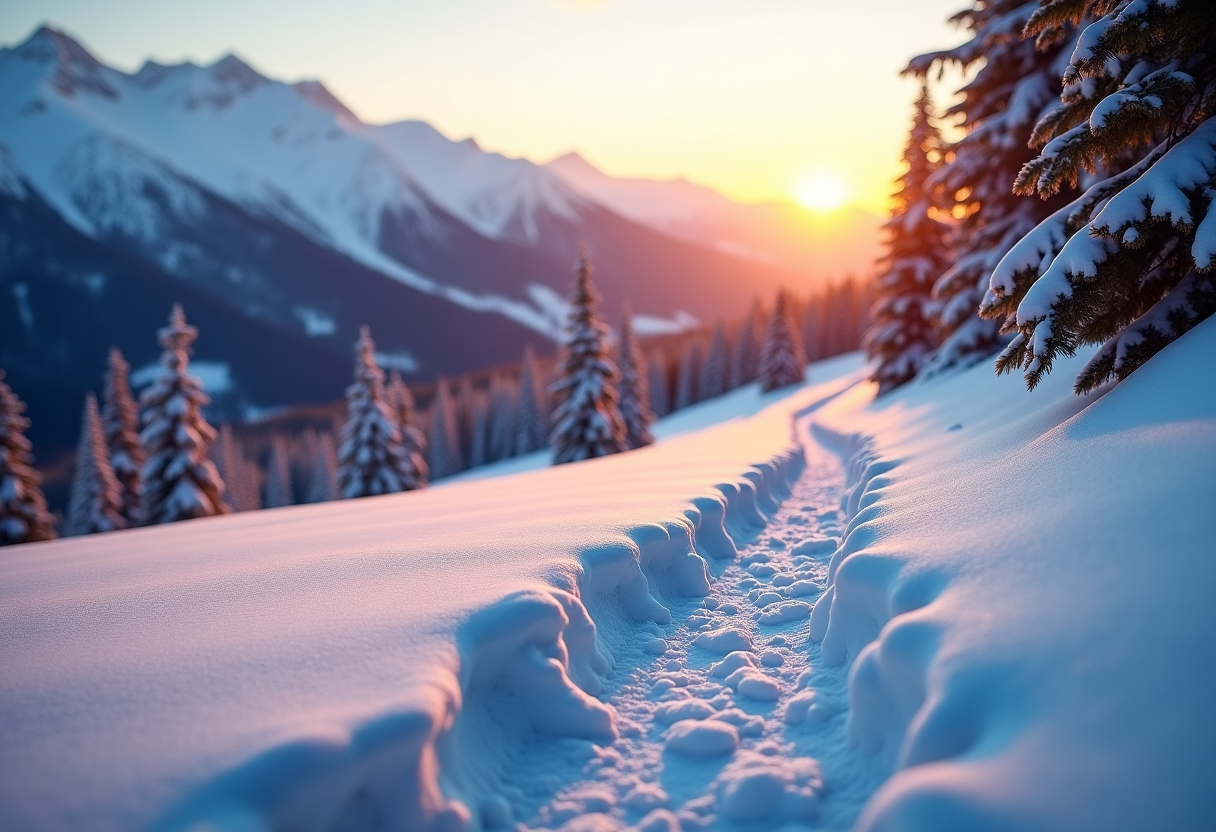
xmin=0 ymin=0 xmax=968 ymax=215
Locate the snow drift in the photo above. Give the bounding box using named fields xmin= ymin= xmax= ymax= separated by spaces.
xmin=0 ymin=360 xmax=864 ymax=832
xmin=809 ymin=317 xmax=1216 ymax=830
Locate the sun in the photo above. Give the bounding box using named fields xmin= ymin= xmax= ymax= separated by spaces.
xmin=795 ymin=171 xmax=849 ymax=212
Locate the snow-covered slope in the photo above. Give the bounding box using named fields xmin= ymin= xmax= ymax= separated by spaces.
xmin=0 ymin=358 xmax=866 ymax=832
xmin=808 ymin=317 xmax=1216 ymax=830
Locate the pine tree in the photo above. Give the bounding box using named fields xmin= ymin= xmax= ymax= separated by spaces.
xmin=427 ymin=377 xmax=463 ymax=479
xmin=468 ymin=391 xmax=490 ymax=468
xmin=513 ymin=346 xmax=549 ymax=455
xmin=487 ymin=374 xmax=518 ymax=462
xmin=647 ymin=349 xmax=671 ymax=417
xmin=0 ymin=372 xmax=57 ymax=545
xmin=305 ymin=431 xmax=339 ymax=503
xmin=674 ymin=338 xmax=701 ymax=409
xmin=550 ymin=252 xmax=627 ymax=464
xmin=336 ymin=326 xmax=416 ymax=498
xmin=65 ymin=393 xmax=126 ymax=536
xmin=982 ymin=0 xmax=1216 ymax=392
xmin=385 ymin=371 xmax=428 ymax=488
xmin=700 ymin=322 xmax=730 ymax=400
xmin=264 ymin=437 xmax=294 ymax=508
xmin=863 ymin=85 xmax=951 ymax=393
xmin=102 ymin=347 xmax=143 ymax=525
xmin=616 ymin=308 xmax=656 ymax=450
xmin=211 ymin=424 xmax=261 ymax=512
xmin=907 ymin=0 xmax=1076 ymax=377
xmin=759 ymin=289 xmax=809 ymax=391
xmin=454 ymin=377 xmax=476 ymax=472
xmin=140 ymin=305 xmax=229 ymax=525
xmin=729 ymin=300 xmax=763 ymax=388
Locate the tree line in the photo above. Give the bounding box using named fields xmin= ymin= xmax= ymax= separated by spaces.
xmin=1 ymin=260 xmax=869 ymax=544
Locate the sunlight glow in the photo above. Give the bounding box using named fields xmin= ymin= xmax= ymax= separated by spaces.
xmin=795 ymin=171 xmax=850 ymax=212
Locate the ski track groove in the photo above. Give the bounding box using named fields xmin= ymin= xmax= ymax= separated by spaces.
xmin=498 ymin=415 xmax=883 ymax=831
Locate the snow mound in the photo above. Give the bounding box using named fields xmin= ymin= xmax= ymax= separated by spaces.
xmin=809 ymin=318 xmax=1216 ymax=830
xmin=664 ymin=719 xmax=739 ymax=757
xmin=713 ymin=750 xmax=825 ymax=823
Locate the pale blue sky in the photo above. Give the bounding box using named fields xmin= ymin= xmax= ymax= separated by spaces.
xmin=1 ymin=0 xmax=966 ymax=212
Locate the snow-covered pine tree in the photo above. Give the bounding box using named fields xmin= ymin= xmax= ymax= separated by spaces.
xmin=648 ymin=350 xmax=671 ymax=417
xmin=729 ymin=300 xmax=763 ymax=389
xmin=549 ymin=252 xmax=627 ymax=464
xmin=454 ymin=378 xmax=476 ymax=472
xmin=908 ymin=0 xmax=1075 ymax=376
xmin=102 ymin=347 xmax=143 ymax=524
xmin=385 ymin=371 xmax=427 ymax=488
xmin=468 ymin=391 xmax=490 ymax=469
xmin=427 ymin=377 xmax=463 ymax=479
xmin=863 ymin=85 xmax=951 ymax=393
xmin=616 ymin=307 xmax=655 ymax=450
xmin=140 ymin=305 xmax=229 ymax=524
xmin=65 ymin=393 xmax=126 ymax=536
xmin=211 ymin=424 xmax=260 ymax=512
xmin=336 ymin=326 xmax=415 ymax=498
xmin=700 ymin=322 xmax=730 ymax=400
xmin=264 ymin=437 xmax=294 ymax=508
xmin=513 ymin=346 xmax=549 ymax=456
xmin=485 ymin=374 xmax=515 ymax=462
xmin=674 ymin=338 xmax=701 ymax=409
xmin=0 ymin=372 xmax=57 ymax=545
xmin=305 ymin=431 xmax=339 ymax=503
xmin=982 ymin=0 xmax=1216 ymax=392
xmin=758 ymin=289 xmax=809 ymax=392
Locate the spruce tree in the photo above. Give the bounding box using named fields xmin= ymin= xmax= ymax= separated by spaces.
xmin=468 ymin=391 xmax=490 ymax=469
xmin=729 ymin=300 xmax=763 ymax=388
xmin=212 ymin=424 xmax=261 ymax=512
xmin=674 ymin=338 xmax=701 ymax=409
xmin=908 ymin=0 xmax=1076 ymax=376
xmin=0 ymin=371 xmax=57 ymax=545
xmin=102 ymin=347 xmax=143 ymax=524
xmin=488 ymin=374 xmax=518 ymax=462
xmin=336 ymin=326 xmax=415 ymax=498
xmin=65 ymin=393 xmax=126 ymax=536
xmin=264 ymin=437 xmax=294 ymax=508
xmin=385 ymin=371 xmax=427 ymax=488
xmin=305 ymin=431 xmax=339 ymax=503
xmin=759 ymin=289 xmax=809 ymax=391
xmin=700 ymin=322 xmax=730 ymax=400
xmin=863 ymin=85 xmax=951 ymax=393
xmin=616 ymin=307 xmax=656 ymax=450
xmin=549 ymin=252 xmax=627 ymax=464
xmin=513 ymin=346 xmax=549 ymax=455
xmin=427 ymin=377 xmax=463 ymax=479
xmin=647 ymin=350 xmax=671 ymax=417
xmin=140 ymin=305 xmax=229 ymax=524
xmin=982 ymin=0 xmax=1216 ymax=392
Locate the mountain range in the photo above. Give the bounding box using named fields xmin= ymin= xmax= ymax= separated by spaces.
xmin=0 ymin=25 xmax=881 ymax=453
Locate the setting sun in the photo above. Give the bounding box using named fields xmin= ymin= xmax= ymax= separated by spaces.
xmin=795 ymin=170 xmax=850 ymax=212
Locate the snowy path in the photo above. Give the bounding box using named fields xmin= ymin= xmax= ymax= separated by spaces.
xmin=489 ymin=409 xmax=883 ymax=831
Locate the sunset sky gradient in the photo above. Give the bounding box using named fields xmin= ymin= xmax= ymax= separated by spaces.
xmin=1 ymin=0 xmax=966 ymax=215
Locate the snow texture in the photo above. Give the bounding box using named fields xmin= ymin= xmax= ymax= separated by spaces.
xmin=810 ymin=317 xmax=1216 ymax=830
xmin=0 ymin=355 xmax=867 ymax=832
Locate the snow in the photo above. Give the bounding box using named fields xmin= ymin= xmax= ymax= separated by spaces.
xmin=0 ymin=355 xmax=859 ymax=832
xmin=809 ymin=316 xmax=1216 ymax=830
xmin=5 ymin=311 xmax=1213 ymax=831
